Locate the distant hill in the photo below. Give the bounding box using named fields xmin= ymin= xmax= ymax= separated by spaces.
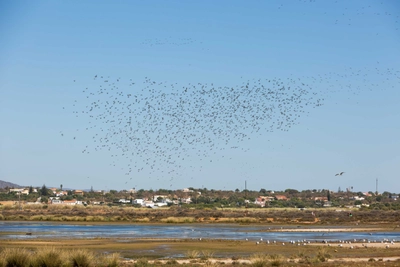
xmin=0 ymin=180 xmax=21 ymax=189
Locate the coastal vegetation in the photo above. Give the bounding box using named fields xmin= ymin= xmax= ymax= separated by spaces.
xmin=1 ymin=202 xmax=400 ymax=225
xmin=1 ymin=241 xmax=400 ymax=267
xmin=2 ymin=184 xmax=400 ymax=210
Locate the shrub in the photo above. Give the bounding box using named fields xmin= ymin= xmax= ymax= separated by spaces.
xmin=1 ymin=247 xmax=32 ymax=267
xmin=235 ymin=217 xmax=258 ymax=223
xmin=250 ymin=253 xmax=268 ymax=267
xmin=31 ymin=247 xmax=63 ymax=267
xmin=267 ymin=254 xmax=284 ymax=267
xmin=68 ymin=249 xmax=95 ymax=267
xmin=250 ymin=254 xmax=285 ymax=267
xmin=160 ymin=217 xmax=195 ymax=223
xmin=134 ymin=258 xmax=149 ymax=267
xmin=203 ymin=261 xmax=219 ymax=267
xmin=133 ymin=218 xmax=150 ymax=223
xmin=316 ymin=247 xmax=331 ymax=262
xmin=185 ymin=250 xmax=200 ymax=259
xmin=201 ymin=250 xmax=214 ymax=260
xmin=30 ymin=215 xmax=43 ymax=221
xmin=100 ymin=253 xmax=120 ymax=267
xmin=165 ymin=259 xmax=178 ymax=265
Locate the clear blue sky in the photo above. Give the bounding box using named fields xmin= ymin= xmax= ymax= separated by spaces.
xmin=1 ymin=0 xmax=399 ymax=193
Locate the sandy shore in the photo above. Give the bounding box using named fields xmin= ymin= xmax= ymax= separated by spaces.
xmin=124 ymin=255 xmax=400 ymax=265
xmin=310 ymin=241 xmax=398 ymax=248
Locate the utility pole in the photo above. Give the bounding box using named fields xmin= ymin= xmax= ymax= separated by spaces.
xmin=376 ymin=178 xmax=378 ymax=195
xmin=245 ymin=180 xmax=248 ymax=213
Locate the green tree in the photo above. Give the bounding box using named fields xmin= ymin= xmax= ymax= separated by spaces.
xmin=40 ymin=184 xmax=49 ymax=196
xmin=285 ymin=189 xmax=299 ymax=195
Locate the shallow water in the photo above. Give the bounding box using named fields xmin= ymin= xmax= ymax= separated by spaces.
xmin=0 ymin=221 xmax=399 ymax=243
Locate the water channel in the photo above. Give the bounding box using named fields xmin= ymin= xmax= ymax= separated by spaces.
xmin=1 ymin=222 xmax=399 ymax=243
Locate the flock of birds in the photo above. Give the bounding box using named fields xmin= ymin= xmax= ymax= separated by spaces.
xmin=57 ymin=1 xmax=400 ymax=190
xmin=251 ymin=237 xmax=397 ymax=249
xmin=62 ymin=64 xmax=399 ymax=189
xmin=66 ymin=75 xmax=325 ymax=186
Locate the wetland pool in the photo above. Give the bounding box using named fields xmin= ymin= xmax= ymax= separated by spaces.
xmin=1 ymin=221 xmax=399 ymax=243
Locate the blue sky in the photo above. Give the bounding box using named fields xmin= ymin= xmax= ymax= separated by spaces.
xmin=1 ymin=0 xmax=399 ymax=193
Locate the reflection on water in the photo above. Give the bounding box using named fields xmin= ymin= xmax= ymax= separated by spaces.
xmin=0 ymin=222 xmax=399 ymax=243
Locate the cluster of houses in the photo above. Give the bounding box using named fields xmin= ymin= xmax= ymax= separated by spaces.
xmin=48 ymin=197 xmax=86 ymax=205
xmin=254 ymin=195 xmax=287 ymax=207
xmin=9 ymin=188 xmax=37 ymax=195
xmin=6 ymin=187 xmax=398 ymax=208
xmin=252 ymin=192 xmax=399 ymax=208
xmin=129 ymin=194 xmax=193 ymax=208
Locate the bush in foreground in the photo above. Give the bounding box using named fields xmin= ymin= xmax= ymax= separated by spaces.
xmin=0 ymin=248 xmax=121 ymax=267
xmin=0 ymin=248 xmax=32 ymax=267
xmin=31 ymin=247 xmax=64 ymax=267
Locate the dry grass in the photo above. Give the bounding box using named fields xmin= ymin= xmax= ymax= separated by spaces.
xmin=201 ymin=250 xmax=215 ymax=259
xmin=249 ymin=253 xmax=286 ymax=267
xmin=133 ymin=258 xmax=150 ymax=267
xmin=185 ymin=250 xmax=200 ymax=259
xmin=68 ymin=249 xmax=96 ymax=267
xmin=250 ymin=253 xmax=269 ymax=267
xmin=0 ymin=247 xmax=32 ymax=267
xmin=1 ymin=243 xmax=400 ymax=267
xmin=0 ymin=247 xmax=121 ymax=267
xmin=160 ymin=217 xmax=196 ymax=223
xmin=31 ymin=247 xmax=65 ymax=267
xmin=132 ymin=217 xmax=150 ymax=223
xmin=101 ymin=253 xmax=121 ymax=267
xmin=2 ymin=205 xmax=400 ymax=226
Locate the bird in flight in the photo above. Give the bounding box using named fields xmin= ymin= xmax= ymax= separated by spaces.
xmin=335 ymin=172 xmax=345 ymax=176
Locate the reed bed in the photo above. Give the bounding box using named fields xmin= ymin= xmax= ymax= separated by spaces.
xmin=160 ymin=216 xmax=196 ymax=223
